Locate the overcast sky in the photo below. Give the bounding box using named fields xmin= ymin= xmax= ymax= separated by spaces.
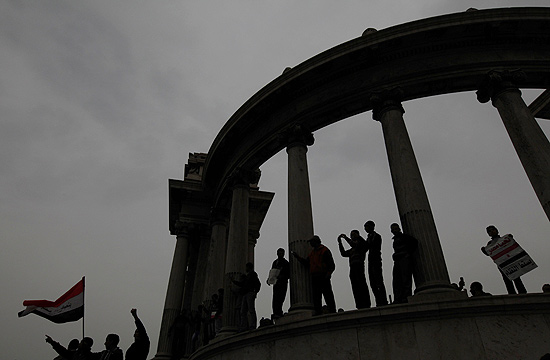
xmin=2 ymin=1 xmax=550 ymax=359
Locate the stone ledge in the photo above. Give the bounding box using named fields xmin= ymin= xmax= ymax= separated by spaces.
xmin=189 ymin=294 xmax=550 ymax=360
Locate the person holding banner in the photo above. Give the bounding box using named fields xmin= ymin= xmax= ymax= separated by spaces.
xmin=481 ymin=225 xmax=529 ymax=295
xmin=267 ymin=248 xmax=290 ymax=318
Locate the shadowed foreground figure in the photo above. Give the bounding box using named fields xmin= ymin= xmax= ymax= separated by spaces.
xmin=293 ymin=235 xmax=336 ymax=315
xmin=482 ymin=225 xmax=527 ymax=295
xmin=338 ymin=230 xmax=370 ymax=309
xmin=100 ymin=334 xmax=123 ymax=360
xmin=53 ymin=338 xmax=79 ymax=360
xmin=46 ymin=336 xmax=96 ymax=360
xmin=126 ymin=308 xmax=149 ymax=360
xmin=47 ymin=334 xmax=123 ymax=360
xmin=390 ymin=223 xmax=418 ymax=304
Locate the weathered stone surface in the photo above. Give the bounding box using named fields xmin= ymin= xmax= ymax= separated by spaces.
xmin=188 ymin=295 xmax=550 ymax=360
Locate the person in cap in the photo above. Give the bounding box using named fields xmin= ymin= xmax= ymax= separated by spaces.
xmin=293 ymin=235 xmax=336 ymax=315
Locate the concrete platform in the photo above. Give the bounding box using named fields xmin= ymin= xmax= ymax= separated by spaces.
xmin=189 ymin=294 xmax=550 ymax=360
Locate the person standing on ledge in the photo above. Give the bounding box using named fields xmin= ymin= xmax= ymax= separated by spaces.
xmin=364 ymin=220 xmax=388 ymax=306
xmin=267 ymin=248 xmax=290 ymax=318
xmin=390 ymin=223 xmax=418 ymax=304
xmin=338 ymin=230 xmax=370 ymax=309
xmin=232 ymin=262 xmax=261 ymax=330
xmin=293 ymin=235 xmax=336 ymax=315
xmin=126 ymin=308 xmax=150 ymax=360
xmin=482 ymin=225 xmax=527 ymax=295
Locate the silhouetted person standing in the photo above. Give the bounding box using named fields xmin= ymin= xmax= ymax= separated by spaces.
xmin=232 ymin=262 xmax=261 ymax=330
xmin=390 ymin=223 xmax=418 ymax=304
xmin=338 ymin=230 xmax=370 ymax=309
xmin=126 ymin=308 xmax=149 ymax=360
xmin=267 ymin=248 xmax=290 ymax=318
xmin=293 ymin=235 xmax=336 ymax=315
xmin=364 ymin=220 xmax=388 ymax=306
xmin=482 ymin=225 xmax=527 ymax=294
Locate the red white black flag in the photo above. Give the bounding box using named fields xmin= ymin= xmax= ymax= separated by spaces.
xmin=18 ymin=277 xmax=84 ymax=324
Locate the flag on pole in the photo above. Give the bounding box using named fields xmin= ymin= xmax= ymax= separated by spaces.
xmin=18 ymin=277 xmax=84 ymax=324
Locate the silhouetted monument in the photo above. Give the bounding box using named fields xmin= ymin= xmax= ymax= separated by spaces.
xmin=154 ymin=7 xmax=550 ymax=360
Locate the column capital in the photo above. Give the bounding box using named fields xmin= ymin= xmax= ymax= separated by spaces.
xmin=173 ymin=220 xmax=191 ymax=237
xmin=281 ymin=123 xmax=315 ymax=150
xmin=476 ymin=69 xmax=525 ymax=104
xmin=228 ymin=168 xmax=261 ymax=188
xmin=210 ymin=207 xmax=230 ymax=226
xmin=370 ymin=88 xmax=405 ymax=121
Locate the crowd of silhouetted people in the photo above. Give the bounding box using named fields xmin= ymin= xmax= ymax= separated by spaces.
xmin=165 ymin=222 xmax=548 ymax=357
xmin=51 ymin=223 xmax=544 ymax=359
xmin=45 ymin=309 xmax=149 ymax=360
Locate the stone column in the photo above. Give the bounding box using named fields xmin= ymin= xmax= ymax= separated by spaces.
xmin=219 ymin=170 xmax=253 ymax=335
xmin=202 ymin=208 xmax=229 ymax=302
xmin=477 ymin=70 xmax=550 ymax=221
xmin=153 ymin=224 xmax=190 ymax=360
xmin=191 ymin=226 xmax=210 ymax=310
xmin=371 ymin=90 xmax=455 ymax=298
xmin=285 ymin=124 xmax=315 ymax=313
xmin=182 ymin=234 xmax=199 ymax=311
xmin=248 ymin=230 xmax=259 ymax=265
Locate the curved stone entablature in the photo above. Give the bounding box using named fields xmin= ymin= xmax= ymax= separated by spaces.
xmin=203 ymin=7 xmax=550 ymax=205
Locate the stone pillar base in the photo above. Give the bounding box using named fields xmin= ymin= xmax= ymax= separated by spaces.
xmin=217 ymin=325 xmax=239 ymax=338
xmin=275 ymin=309 xmax=315 ymax=325
xmin=409 ymin=288 xmax=468 ymax=303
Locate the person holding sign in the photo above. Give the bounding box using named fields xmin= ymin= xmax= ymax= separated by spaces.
xmin=267 ymin=248 xmax=290 ymax=318
xmin=481 ymin=225 xmax=531 ymax=294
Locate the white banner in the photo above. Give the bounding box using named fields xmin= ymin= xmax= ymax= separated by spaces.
xmin=485 ymin=234 xmax=537 ymax=280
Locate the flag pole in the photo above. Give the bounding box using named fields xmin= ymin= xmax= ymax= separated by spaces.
xmin=82 ymin=276 xmax=85 ymax=338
